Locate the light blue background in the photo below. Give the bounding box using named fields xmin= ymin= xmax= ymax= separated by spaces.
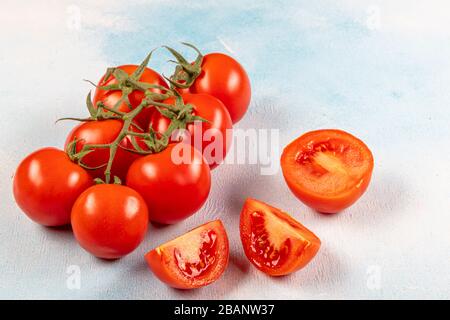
xmin=1 ymin=0 xmax=449 ymax=299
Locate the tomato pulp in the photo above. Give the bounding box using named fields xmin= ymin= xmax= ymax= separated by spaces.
xmin=240 ymin=198 xmax=321 ymax=276
xmin=145 ymin=220 xmax=229 ymax=289
xmin=281 ymin=129 xmax=374 ymax=213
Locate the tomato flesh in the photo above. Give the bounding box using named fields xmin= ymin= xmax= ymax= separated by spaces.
xmin=281 ymin=129 xmax=374 ymax=213
xmin=145 ymin=220 xmax=229 ymax=289
xmin=174 ymin=230 xmax=217 ymax=278
xmin=249 ymin=211 xmax=291 ymax=270
xmin=240 ymin=198 xmax=321 ymax=276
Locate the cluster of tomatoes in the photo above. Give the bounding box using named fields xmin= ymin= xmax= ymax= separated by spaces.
xmin=13 ymin=43 xmax=375 ymax=290
xmin=13 ymin=44 xmax=248 ymax=254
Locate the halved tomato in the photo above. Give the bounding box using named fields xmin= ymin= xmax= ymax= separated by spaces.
xmin=281 ymin=129 xmax=374 ymax=213
xmin=240 ymin=198 xmax=321 ymax=276
xmin=145 ymin=220 xmax=229 ymax=289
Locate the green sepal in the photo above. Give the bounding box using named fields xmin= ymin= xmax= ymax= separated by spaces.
xmin=112 ymin=68 xmax=130 ymax=84
xmin=113 ymin=176 xmax=122 ymax=185
xmin=86 ymin=92 xmax=96 ymax=118
xmin=131 ymin=49 xmax=155 ymax=81
xmin=102 ymin=67 xmax=116 ymax=84
xmin=155 ymin=106 xmax=177 ymax=119
xmin=94 ymin=178 xmax=105 ymax=184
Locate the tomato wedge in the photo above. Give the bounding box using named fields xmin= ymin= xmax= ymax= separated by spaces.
xmin=240 ymin=198 xmax=321 ymax=276
xmin=281 ymin=129 xmax=374 ymax=213
xmin=145 ymin=220 xmax=229 ymax=289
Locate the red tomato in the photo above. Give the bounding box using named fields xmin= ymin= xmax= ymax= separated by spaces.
xmin=13 ymin=148 xmax=93 ymax=226
xmin=71 ymin=184 xmax=148 ymax=259
xmin=149 ymin=93 xmax=233 ymax=169
xmin=145 ymin=220 xmax=229 ymax=289
xmin=187 ymin=53 xmax=251 ymax=124
xmin=126 ymin=143 xmax=211 ymax=224
xmin=93 ymin=65 xmax=168 ymax=128
xmin=240 ymin=198 xmax=321 ymax=276
xmin=65 ymin=119 xmax=145 ymax=182
xmin=281 ymin=129 xmax=374 ymax=213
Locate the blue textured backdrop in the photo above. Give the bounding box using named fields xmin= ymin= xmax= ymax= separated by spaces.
xmin=0 ymin=0 xmax=449 ymax=299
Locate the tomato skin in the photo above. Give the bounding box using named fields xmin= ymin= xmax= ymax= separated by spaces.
xmin=65 ymin=119 xmax=144 ymax=182
xmin=281 ymin=129 xmax=374 ymax=213
xmin=145 ymin=220 xmax=229 ymax=289
xmin=149 ymin=93 xmax=233 ymax=169
xmin=13 ymin=148 xmax=93 ymax=226
xmin=71 ymin=184 xmax=148 ymax=259
xmin=188 ymin=53 xmax=251 ymax=124
xmin=126 ymin=144 xmax=211 ymax=224
xmin=240 ymin=198 xmax=321 ymax=276
xmin=93 ymin=65 xmax=168 ymax=128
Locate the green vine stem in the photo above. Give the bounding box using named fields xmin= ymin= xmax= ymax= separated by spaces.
xmin=64 ymin=46 xmax=208 ymax=184
xmin=164 ymin=42 xmax=204 ymax=90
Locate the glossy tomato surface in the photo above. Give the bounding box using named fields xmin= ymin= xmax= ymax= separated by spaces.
xmin=149 ymin=93 xmax=233 ymax=169
xmin=93 ymin=65 xmax=168 ymax=128
xmin=188 ymin=53 xmax=251 ymax=124
xmin=126 ymin=144 xmax=211 ymax=224
xmin=281 ymin=129 xmax=374 ymax=213
xmin=65 ymin=119 xmax=145 ymax=182
xmin=13 ymin=148 xmax=93 ymax=226
xmin=71 ymin=184 xmax=148 ymax=259
xmin=240 ymin=198 xmax=321 ymax=276
xmin=145 ymin=220 xmax=229 ymax=289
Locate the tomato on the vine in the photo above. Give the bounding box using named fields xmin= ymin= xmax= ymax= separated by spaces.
xmin=145 ymin=220 xmax=229 ymax=289
xmin=184 ymin=53 xmax=251 ymax=124
xmin=126 ymin=143 xmax=211 ymax=224
xmin=149 ymin=93 xmax=233 ymax=169
xmin=65 ymin=119 xmax=146 ymax=182
xmin=281 ymin=129 xmax=374 ymax=213
xmin=93 ymin=65 xmax=168 ymax=128
xmin=13 ymin=148 xmax=93 ymax=226
xmin=71 ymin=184 xmax=148 ymax=259
xmin=240 ymin=198 xmax=321 ymax=276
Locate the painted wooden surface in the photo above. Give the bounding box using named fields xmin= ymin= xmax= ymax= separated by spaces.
xmin=0 ymin=0 xmax=449 ymax=299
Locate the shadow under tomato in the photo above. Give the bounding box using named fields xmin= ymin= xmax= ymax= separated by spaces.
xmin=95 ymin=256 xmax=122 ymax=263
xmin=44 ymin=223 xmax=73 ymax=231
xmin=314 ymin=170 xmax=408 ymax=227
xmin=150 ymin=221 xmax=171 ymax=229
xmin=168 ymin=250 xmax=250 ymax=299
xmin=267 ymin=245 xmax=346 ymax=289
xmin=38 ymin=223 xmax=74 ymax=243
xmin=228 ymin=250 xmax=251 ymax=274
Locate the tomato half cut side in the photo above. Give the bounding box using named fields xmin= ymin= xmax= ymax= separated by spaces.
xmin=281 ymin=129 xmax=374 ymax=213
xmin=145 ymin=220 xmax=229 ymax=289
xmin=240 ymin=198 xmax=321 ymax=276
